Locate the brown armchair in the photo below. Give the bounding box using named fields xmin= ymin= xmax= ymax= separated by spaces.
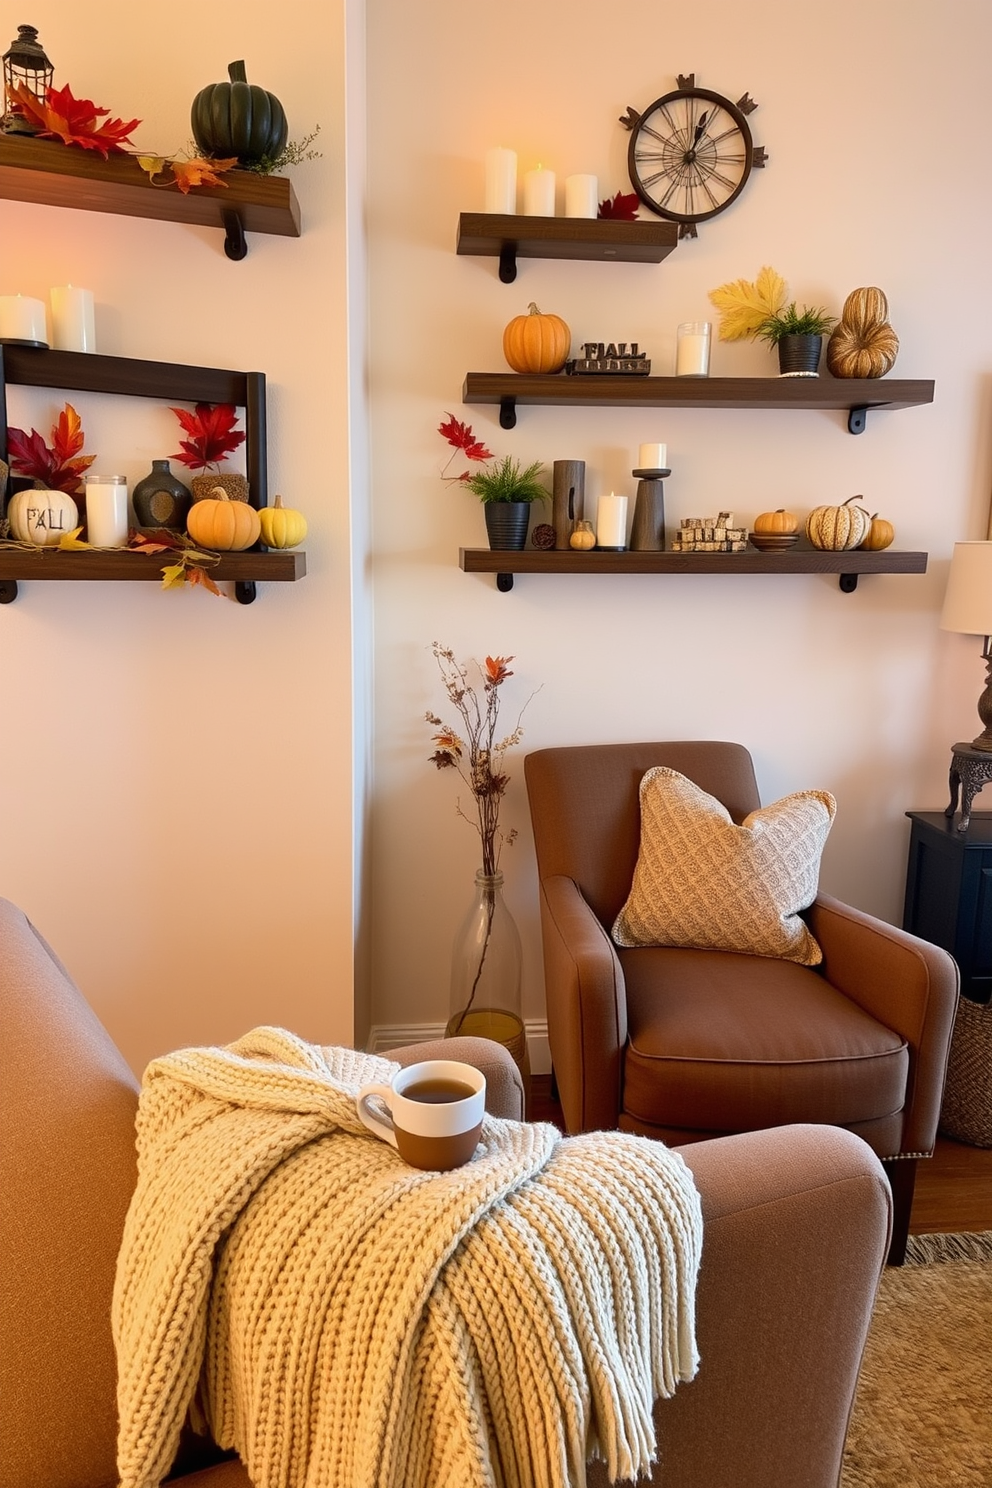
xmin=525 ymin=741 xmax=959 ymax=1263
xmin=0 ymin=894 xmax=891 ymax=1488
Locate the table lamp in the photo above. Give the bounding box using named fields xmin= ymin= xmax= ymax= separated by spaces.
xmin=939 ymin=541 xmax=992 ymax=751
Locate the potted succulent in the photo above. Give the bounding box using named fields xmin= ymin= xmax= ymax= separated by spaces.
xmin=755 ymin=302 xmax=837 ymax=377
xmin=438 ymin=414 xmax=547 ymax=550
xmin=709 ymin=267 xmax=836 ymax=378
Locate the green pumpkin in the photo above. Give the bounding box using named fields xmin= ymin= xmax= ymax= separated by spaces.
xmin=190 ymin=60 xmax=288 ymax=166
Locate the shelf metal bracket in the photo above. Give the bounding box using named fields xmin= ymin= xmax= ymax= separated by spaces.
xmin=847 ymin=406 xmax=868 ymax=435
xmin=234 ymin=579 xmax=257 ymax=605
xmin=0 ymin=579 xmax=18 ymax=604
xmin=496 ymin=572 xmax=514 ymax=592
xmin=839 ymin=573 xmax=859 ymax=593
xmin=223 ymin=210 xmax=249 ymax=261
xmin=499 ymin=395 xmax=517 ymax=430
xmin=498 ymin=243 xmax=517 ymax=283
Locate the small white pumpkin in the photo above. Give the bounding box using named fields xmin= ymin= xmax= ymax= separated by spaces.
xmin=7 ymin=487 xmax=79 ymax=547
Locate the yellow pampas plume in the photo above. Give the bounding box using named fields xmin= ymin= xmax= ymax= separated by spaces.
xmin=709 ymin=265 xmax=787 ymax=341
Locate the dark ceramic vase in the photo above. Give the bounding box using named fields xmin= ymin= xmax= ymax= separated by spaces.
xmin=484 ymin=502 xmax=530 ymax=550
xmin=132 ymin=460 xmax=191 ymax=530
xmin=777 ymin=335 xmax=822 ymax=377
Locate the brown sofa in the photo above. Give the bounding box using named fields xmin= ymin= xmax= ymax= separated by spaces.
xmin=525 ymin=741 xmax=960 ymax=1265
xmin=0 ymin=896 xmax=891 ymax=1488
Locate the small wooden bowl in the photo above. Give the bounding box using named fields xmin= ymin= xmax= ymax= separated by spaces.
xmin=748 ymin=532 xmax=799 ymax=552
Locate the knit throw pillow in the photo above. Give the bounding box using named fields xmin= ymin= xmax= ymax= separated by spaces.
xmin=612 ymin=767 xmax=837 ymax=966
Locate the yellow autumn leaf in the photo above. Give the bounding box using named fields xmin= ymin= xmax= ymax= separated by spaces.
xmin=58 ymin=526 xmax=92 ymax=550
xmin=709 ymin=265 xmax=788 ymax=341
xmin=136 ymin=155 xmax=170 ymax=179
xmin=160 ymin=562 xmax=188 ymax=590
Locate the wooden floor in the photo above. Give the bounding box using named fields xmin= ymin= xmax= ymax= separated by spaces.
xmin=529 ymin=1076 xmax=992 ymax=1235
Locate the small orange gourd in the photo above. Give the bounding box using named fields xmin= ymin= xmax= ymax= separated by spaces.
xmin=502 ymin=302 xmax=571 ymax=374
xmin=860 ymin=513 xmax=895 ymax=551
xmin=186 ymin=486 xmax=261 ymax=551
xmin=753 ymin=508 xmax=799 ymax=535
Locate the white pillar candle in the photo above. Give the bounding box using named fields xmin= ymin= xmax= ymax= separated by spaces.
xmin=50 ymin=285 xmax=96 ymax=352
xmin=523 ymin=165 xmax=556 ymax=216
xmin=676 ymin=321 xmax=711 ymax=377
xmin=638 ymin=443 xmax=667 ymax=470
xmin=485 ymin=147 xmax=517 ymax=214
xmin=596 ymin=492 xmax=628 ymax=550
xmin=0 ymin=294 xmax=48 ymax=345
xmin=85 ymin=475 xmax=129 ymax=548
xmin=565 ymin=173 xmax=598 ymax=218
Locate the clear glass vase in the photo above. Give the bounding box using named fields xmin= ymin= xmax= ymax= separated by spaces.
xmin=446 ymin=869 xmax=530 ymax=1093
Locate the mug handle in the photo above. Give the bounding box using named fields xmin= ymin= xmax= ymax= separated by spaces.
xmin=355 ymin=1082 xmax=399 ymax=1148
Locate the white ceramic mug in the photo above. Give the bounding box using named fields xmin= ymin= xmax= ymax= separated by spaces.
xmin=355 ymin=1059 xmax=486 ymax=1171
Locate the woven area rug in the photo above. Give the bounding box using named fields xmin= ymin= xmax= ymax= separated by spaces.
xmin=840 ymin=1231 xmax=992 ymax=1487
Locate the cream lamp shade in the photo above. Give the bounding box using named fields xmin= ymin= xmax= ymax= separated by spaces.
xmin=940 ymin=540 xmax=992 ymax=754
xmin=939 ymin=541 xmax=992 ymax=636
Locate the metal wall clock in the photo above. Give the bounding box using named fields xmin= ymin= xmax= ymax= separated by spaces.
xmin=621 ymin=73 xmax=767 ymax=238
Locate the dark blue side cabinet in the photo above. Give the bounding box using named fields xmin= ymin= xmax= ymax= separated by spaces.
xmin=903 ymin=811 xmax=992 ymax=1003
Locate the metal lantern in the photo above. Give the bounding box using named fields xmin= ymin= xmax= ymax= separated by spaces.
xmin=2 ymin=25 xmax=53 ymax=134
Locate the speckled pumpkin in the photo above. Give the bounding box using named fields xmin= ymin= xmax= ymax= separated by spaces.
xmin=186 ymin=486 xmax=261 ymax=551
xmin=502 ymin=303 xmax=571 ymax=374
xmin=826 ymin=287 xmax=899 ymax=379
xmin=805 ymin=496 xmax=872 ymax=551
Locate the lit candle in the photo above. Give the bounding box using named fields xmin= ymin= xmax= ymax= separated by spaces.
xmin=638 ymin=443 xmax=668 ymax=471
xmin=485 ymin=147 xmax=517 ymax=213
xmin=596 ymin=492 xmax=628 ymax=550
xmin=676 ymin=322 xmax=711 ymax=377
xmin=523 ymin=164 xmax=556 ymax=216
xmin=0 ymin=294 xmax=48 ymax=345
xmin=85 ymin=475 xmax=129 ymax=548
xmin=565 ymin=174 xmax=598 ymax=218
xmin=50 ymin=285 xmax=96 ymax=352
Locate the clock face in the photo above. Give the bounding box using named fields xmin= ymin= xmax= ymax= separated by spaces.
xmin=624 ymin=83 xmax=764 ymax=235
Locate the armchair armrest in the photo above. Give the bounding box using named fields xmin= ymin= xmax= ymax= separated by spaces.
xmin=392 ymin=1036 xmax=524 ymax=1121
xmin=538 ymin=874 xmax=627 ymax=1133
xmin=808 ymin=892 xmax=959 ymax=1154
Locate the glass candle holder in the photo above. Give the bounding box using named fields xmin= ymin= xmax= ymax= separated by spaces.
xmin=676 ymin=322 xmax=711 ymax=377
xmin=85 ymin=474 xmax=129 ymax=547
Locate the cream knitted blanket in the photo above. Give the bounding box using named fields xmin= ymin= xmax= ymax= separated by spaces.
xmin=113 ymin=1028 xmax=702 ymax=1488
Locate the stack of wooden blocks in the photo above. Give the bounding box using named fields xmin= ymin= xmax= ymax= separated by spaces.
xmin=671 ymin=512 xmax=748 ymax=552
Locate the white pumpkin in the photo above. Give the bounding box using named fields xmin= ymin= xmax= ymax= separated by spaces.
xmin=7 ymin=487 xmax=79 ymax=547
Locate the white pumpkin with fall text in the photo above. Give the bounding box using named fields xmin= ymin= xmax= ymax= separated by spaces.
xmin=7 ymin=487 xmax=79 ymax=547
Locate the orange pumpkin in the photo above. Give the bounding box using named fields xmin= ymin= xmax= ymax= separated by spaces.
xmin=753 ymin=508 xmax=799 ymax=535
xmin=502 ymin=302 xmax=571 ymax=374
xmin=860 ymin=513 xmax=895 ymax=551
xmin=186 ymin=486 xmax=261 ymax=551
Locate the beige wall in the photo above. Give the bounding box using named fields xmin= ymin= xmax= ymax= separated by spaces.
xmin=366 ymin=0 xmax=992 ymax=1037
xmin=1 ymin=1 xmax=362 ymax=1072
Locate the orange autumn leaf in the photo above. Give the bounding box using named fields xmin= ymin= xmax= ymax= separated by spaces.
xmin=170 ymin=156 xmax=238 ymax=195
xmin=11 ymin=81 xmax=139 ymax=156
xmin=185 ymin=563 xmax=223 ymax=597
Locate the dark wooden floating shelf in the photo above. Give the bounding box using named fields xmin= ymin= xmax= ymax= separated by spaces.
xmin=0 ymin=548 xmax=305 ymax=588
xmin=463 ymin=372 xmax=936 ymax=434
xmin=459 ymin=547 xmax=928 ymax=593
xmin=456 ymin=213 xmax=678 ymax=282
xmin=0 ymin=135 xmax=301 ymax=260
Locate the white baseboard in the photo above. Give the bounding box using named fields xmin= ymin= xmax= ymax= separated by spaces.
xmin=368 ymin=1019 xmax=551 ymax=1075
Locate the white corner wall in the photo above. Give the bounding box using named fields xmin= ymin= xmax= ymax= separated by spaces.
xmin=1 ymin=1 xmax=363 ymax=1072
xmin=366 ymin=0 xmax=992 ymax=1036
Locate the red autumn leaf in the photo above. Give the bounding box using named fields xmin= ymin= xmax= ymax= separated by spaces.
xmin=11 ymin=81 xmax=140 ymax=157
xmin=170 ymin=156 xmax=238 ymax=195
xmin=438 ymin=413 xmax=492 ymax=462
xmin=598 ymin=190 xmax=640 ymax=221
xmin=7 ymin=401 xmax=95 ymax=493
xmin=169 ymin=402 xmax=245 ymax=471
xmin=484 ymin=655 xmax=514 ymax=686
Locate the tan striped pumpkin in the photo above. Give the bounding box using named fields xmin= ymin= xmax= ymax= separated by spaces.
xmin=826 ymin=287 xmax=899 ymax=379
xmin=805 ymin=496 xmax=872 ymax=551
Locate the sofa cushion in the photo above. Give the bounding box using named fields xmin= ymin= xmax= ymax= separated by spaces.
xmin=620 ymin=945 xmax=909 ymax=1132
xmin=612 ymin=768 xmax=836 ymax=965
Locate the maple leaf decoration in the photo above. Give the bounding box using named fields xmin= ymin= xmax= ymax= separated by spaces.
xmin=169 ymin=403 xmax=246 ymax=472
xmin=438 ymin=413 xmax=493 ymax=480
xmin=7 ymin=402 xmax=96 ymax=494
xmin=598 ymin=191 xmax=640 ymax=221
xmin=11 ymin=82 xmax=139 ymax=157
